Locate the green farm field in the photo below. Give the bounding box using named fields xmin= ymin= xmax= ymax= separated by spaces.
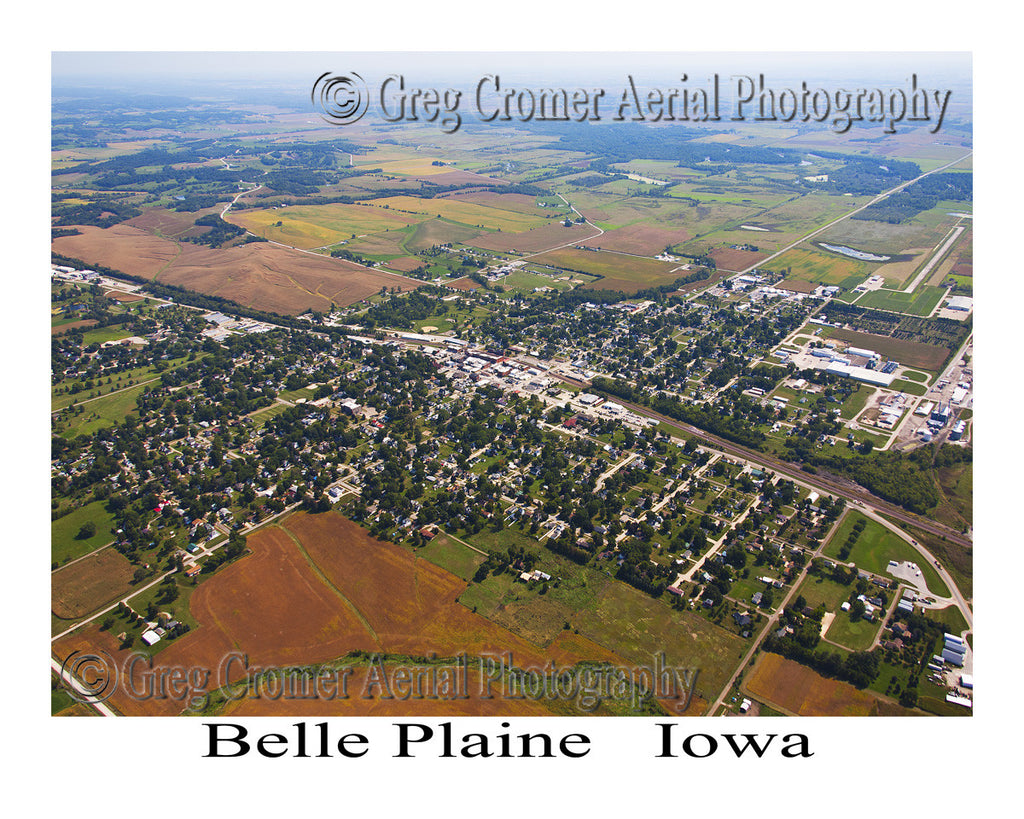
xmin=854 ymin=285 xmax=946 ymax=316
xmin=577 ymin=580 xmax=747 ymax=706
xmin=767 ymin=246 xmax=871 ymax=287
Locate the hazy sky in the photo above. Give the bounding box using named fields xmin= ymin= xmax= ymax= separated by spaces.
xmin=52 ymin=51 xmax=972 ymax=92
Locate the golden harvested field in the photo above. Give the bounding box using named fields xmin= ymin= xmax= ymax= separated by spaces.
xmin=52 ymin=550 xmax=136 ymax=620
xmin=368 ymin=195 xmax=549 ymax=233
xmin=419 ymin=169 xmax=509 ymax=186
xmin=228 ymin=203 xmax=422 ymax=249
xmin=872 ymin=250 xmax=929 ymax=288
xmin=345 ymin=231 xmax=409 ymax=258
xmin=767 ymin=246 xmax=870 ymax=287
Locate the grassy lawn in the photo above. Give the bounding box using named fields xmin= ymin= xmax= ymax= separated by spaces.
xmin=462 ymin=525 xmax=545 ymax=557
xmin=825 ymin=611 xmax=881 ymax=651
xmin=123 ymin=574 xmax=203 ymax=657
xmin=414 ymin=533 xmax=485 ymax=581
xmin=52 ymin=356 xmax=193 ymax=413
xmin=51 ymin=679 xmax=75 ymax=715
xmin=925 ymin=604 xmax=969 ymax=635
xmin=727 ymin=576 xmax=763 ymax=606
xmin=890 ymin=379 xmax=928 ymax=396
xmin=823 ymin=512 xmax=950 ymax=597
xmin=796 ymin=573 xmax=853 ymax=611
xmin=247 ymin=402 xmax=292 ymax=428
xmin=839 ymin=384 xmax=873 ymax=419
xmin=902 ymin=369 xmax=930 ymax=383
xmin=278 ymin=385 xmax=318 ymax=403
xmin=54 ymin=383 xmax=150 ymax=438
xmin=51 ymin=500 xmax=118 ymax=565
xmin=80 ymin=326 xmax=137 ymax=346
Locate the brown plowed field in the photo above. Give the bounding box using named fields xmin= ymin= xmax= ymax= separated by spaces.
xmin=187 ymin=524 xmax=381 ymax=663
xmin=223 ymin=666 xmax=564 ymax=717
xmin=743 ymin=653 xmax=909 ymax=716
xmin=54 ymin=226 xmax=419 ymax=313
xmin=285 ymin=513 xmax=609 ymax=665
xmin=823 ymin=328 xmax=950 ymax=371
xmin=52 ymin=319 xmax=98 ymax=336
xmin=781 ymin=278 xmax=819 ymax=294
xmin=445 ymin=277 xmax=482 ymax=291
xmin=709 ymin=247 xmax=769 ymax=272
xmin=53 ymin=224 xmax=180 ymax=278
xmin=53 ymin=512 xmax=641 ymax=716
xmin=379 ymin=256 xmax=425 ymax=273
xmin=580 ymin=224 xmax=692 ymax=256
xmin=52 ymin=550 xmax=136 ymax=620
xmin=126 ymin=208 xmax=211 ymax=239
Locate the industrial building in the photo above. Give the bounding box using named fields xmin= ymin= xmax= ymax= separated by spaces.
xmin=824 ymin=361 xmax=896 ymax=387
xmin=929 ymin=404 xmax=951 ymax=427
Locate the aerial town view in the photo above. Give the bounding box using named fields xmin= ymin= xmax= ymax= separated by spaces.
xmin=49 ymin=52 xmax=974 ymax=720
